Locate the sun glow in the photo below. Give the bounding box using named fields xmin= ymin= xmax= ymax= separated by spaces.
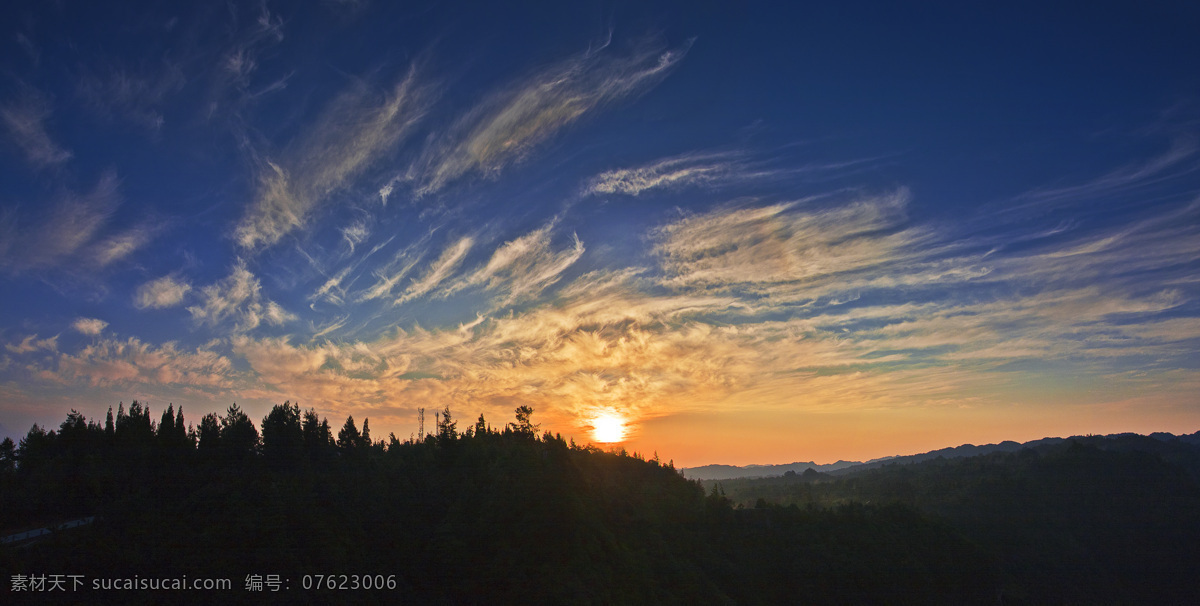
xmin=592 ymin=414 xmax=628 ymax=443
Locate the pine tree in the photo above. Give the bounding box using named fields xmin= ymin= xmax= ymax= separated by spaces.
xmin=220 ymin=403 xmax=260 ymax=460
xmin=261 ymin=401 xmax=303 ymax=462
xmin=510 ymin=405 xmax=539 ymax=437
xmin=0 ymin=437 xmax=17 ymax=474
xmin=359 ymin=418 xmax=372 ymax=449
xmin=302 ymin=408 xmax=335 ymax=460
xmin=158 ymin=405 xmax=177 ymax=446
xmin=198 ymin=413 xmax=221 ymax=458
xmin=437 ymin=406 xmax=457 ymax=441
xmin=338 ymin=415 xmax=361 ymax=453
xmin=175 ymin=406 xmax=188 ymax=445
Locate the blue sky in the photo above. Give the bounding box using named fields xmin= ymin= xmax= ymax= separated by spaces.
xmin=2 ymin=0 xmax=1198 ymax=465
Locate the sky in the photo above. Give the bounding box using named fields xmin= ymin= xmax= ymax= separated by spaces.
xmin=2 ymin=0 xmax=1199 ymax=467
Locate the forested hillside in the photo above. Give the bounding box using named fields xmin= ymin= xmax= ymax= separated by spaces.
xmin=2 ymin=402 xmax=994 ymax=604
xmin=5 ymin=404 xmax=1197 ymax=603
xmin=708 ymin=434 xmax=1200 ymax=605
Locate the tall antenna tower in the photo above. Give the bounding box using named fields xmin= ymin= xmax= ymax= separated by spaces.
xmin=417 ymin=407 xmax=425 ymax=440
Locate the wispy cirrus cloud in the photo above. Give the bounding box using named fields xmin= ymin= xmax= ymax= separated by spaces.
xmin=396 ymin=236 xmax=474 ymax=304
xmin=997 ymin=135 xmax=1199 ymax=219
xmin=187 ymin=259 xmax=295 ymax=331
xmin=653 ymin=189 xmax=924 ymax=292
xmin=999 ymin=198 xmax=1200 ymax=284
xmin=340 ymin=218 xmax=371 ymax=254
xmin=409 ymin=37 xmax=692 ymax=195
xmin=0 ymin=172 xmax=157 ymax=276
xmin=352 ymin=237 xmax=428 ymax=304
xmin=13 ymin=188 xmax=1196 ymax=442
xmin=584 ymin=150 xmax=890 ymax=198
xmin=0 ymin=85 xmax=71 ymax=168
xmin=93 ymin=225 xmax=159 ymax=267
xmin=217 ymin=269 xmax=741 ymax=422
xmin=218 ymin=261 xmax=1013 ymax=431
xmin=586 ymin=152 xmax=741 ymax=196
xmin=446 ymin=224 xmax=585 ymax=305
xmin=840 ymin=286 xmax=1187 ymax=363
xmin=134 ymin=274 xmax=193 ymax=309
xmin=312 ymin=266 xmax=357 ymax=307
xmin=76 ymin=61 xmax=187 ymax=131
xmin=6 ymin=334 xmax=58 ymax=355
xmin=231 ymin=334 xmax=408 ymax=411
xmin=206 ymin=1 xmax=288 ymax=116
xmin=686 ymin=195 xmax=1200 ymax=373
xmin=583 ymin=150 xmax=799 ymax=197
xmin=235 ymin=65 xmax=435 ymax=249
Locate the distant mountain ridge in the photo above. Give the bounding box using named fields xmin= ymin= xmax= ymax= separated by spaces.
xmin=680 ymin=459 xmax=878 ymax=481
xmin=680 ymin=431 xmax=1200 ymax=480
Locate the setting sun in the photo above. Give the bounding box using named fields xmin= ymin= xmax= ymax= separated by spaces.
xmin=592 ymin=415 xmax=628 ymax=443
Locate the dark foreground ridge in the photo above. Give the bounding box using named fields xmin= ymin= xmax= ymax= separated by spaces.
xmin=2 ymin=403 xmax=1198 ymax=604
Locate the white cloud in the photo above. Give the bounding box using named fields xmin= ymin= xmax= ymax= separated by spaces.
xmin=72 ymin=318 xmax=109 ymax=336
xmin=187 ymin=259 xmax=294 ymax=331
xmin=235 ymin=66 xmax=435 ymax=249
xmin=341 ymin=218 xmax=370 ymax=253
xmin=378 ymin=181 xmax=395 ymax=205
xmin=53 ymin=337 xmax=236 ymax=389
xmin=264 ymin=301 xmax=297 ymax=326
xmin=586 ymin=152 xmax=743 ymax=196
xmin=0 ymin=173 xmax=154 ymax=276
xmin=653 ymin=189 xmax=919 ymax=290
xmin=410 ymin=38 xmax=691 ymax=195
xmin=396 ymin=237 xmax=474 ymax=304
xmin=205 ymin=1 xmax=287 ymax=117
xmin=5 ymin=334 xmax=58 ymax=354
xmin=92 ymin=226 xmax=156 ymax=267
xmin=352 ymin=237 xmax=430 ymax=303
xmin=312 ymin=266 xmax=355 ymax=307
xmin=134 ymin=274 xmax=193 ymax=309
xmin=447 ymin=224 xmax=586 ymax=305
xmin=0 ymin=85 xmax=71 ymax=168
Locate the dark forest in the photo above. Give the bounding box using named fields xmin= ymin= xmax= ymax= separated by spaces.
xmin=3 ymin=402 xmax=1198 ymax=604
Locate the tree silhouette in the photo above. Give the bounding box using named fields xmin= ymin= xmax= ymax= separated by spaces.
xmin=154 ymin=404 xmax=191 ymax=454
xmin=104 ymin=406 xmax=115 ymax=438
xmin=0 ymin=437 xmax=16 ymax=474
xmin=510 ymin=405 xmax=539 ymax=437
xmin=16 ymin=424 xmax=54 ymax=474
xmin=220 ymin=404 xmax=259 ymax=461
xmin=158 ymin=405 xmax=176 ymax=445
xmin=197 ymin=412 xmax=222 ymax=459
xmin=338 ymin=415 xmax=361 ymax=454
xmin=261 ymin=401 xmax=304 ymax=463
xmin=115 ymin=401 xmax=155 ymax=455
xmin=57 ymin=410 xmax=90 ymax=457
xmin=437 ymin=405 xmax=456 ymax=442
xmin=360 ymin=418 xmax=372 ymax=449
xmin=302 ymin=408 xmax=335 ymax=460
